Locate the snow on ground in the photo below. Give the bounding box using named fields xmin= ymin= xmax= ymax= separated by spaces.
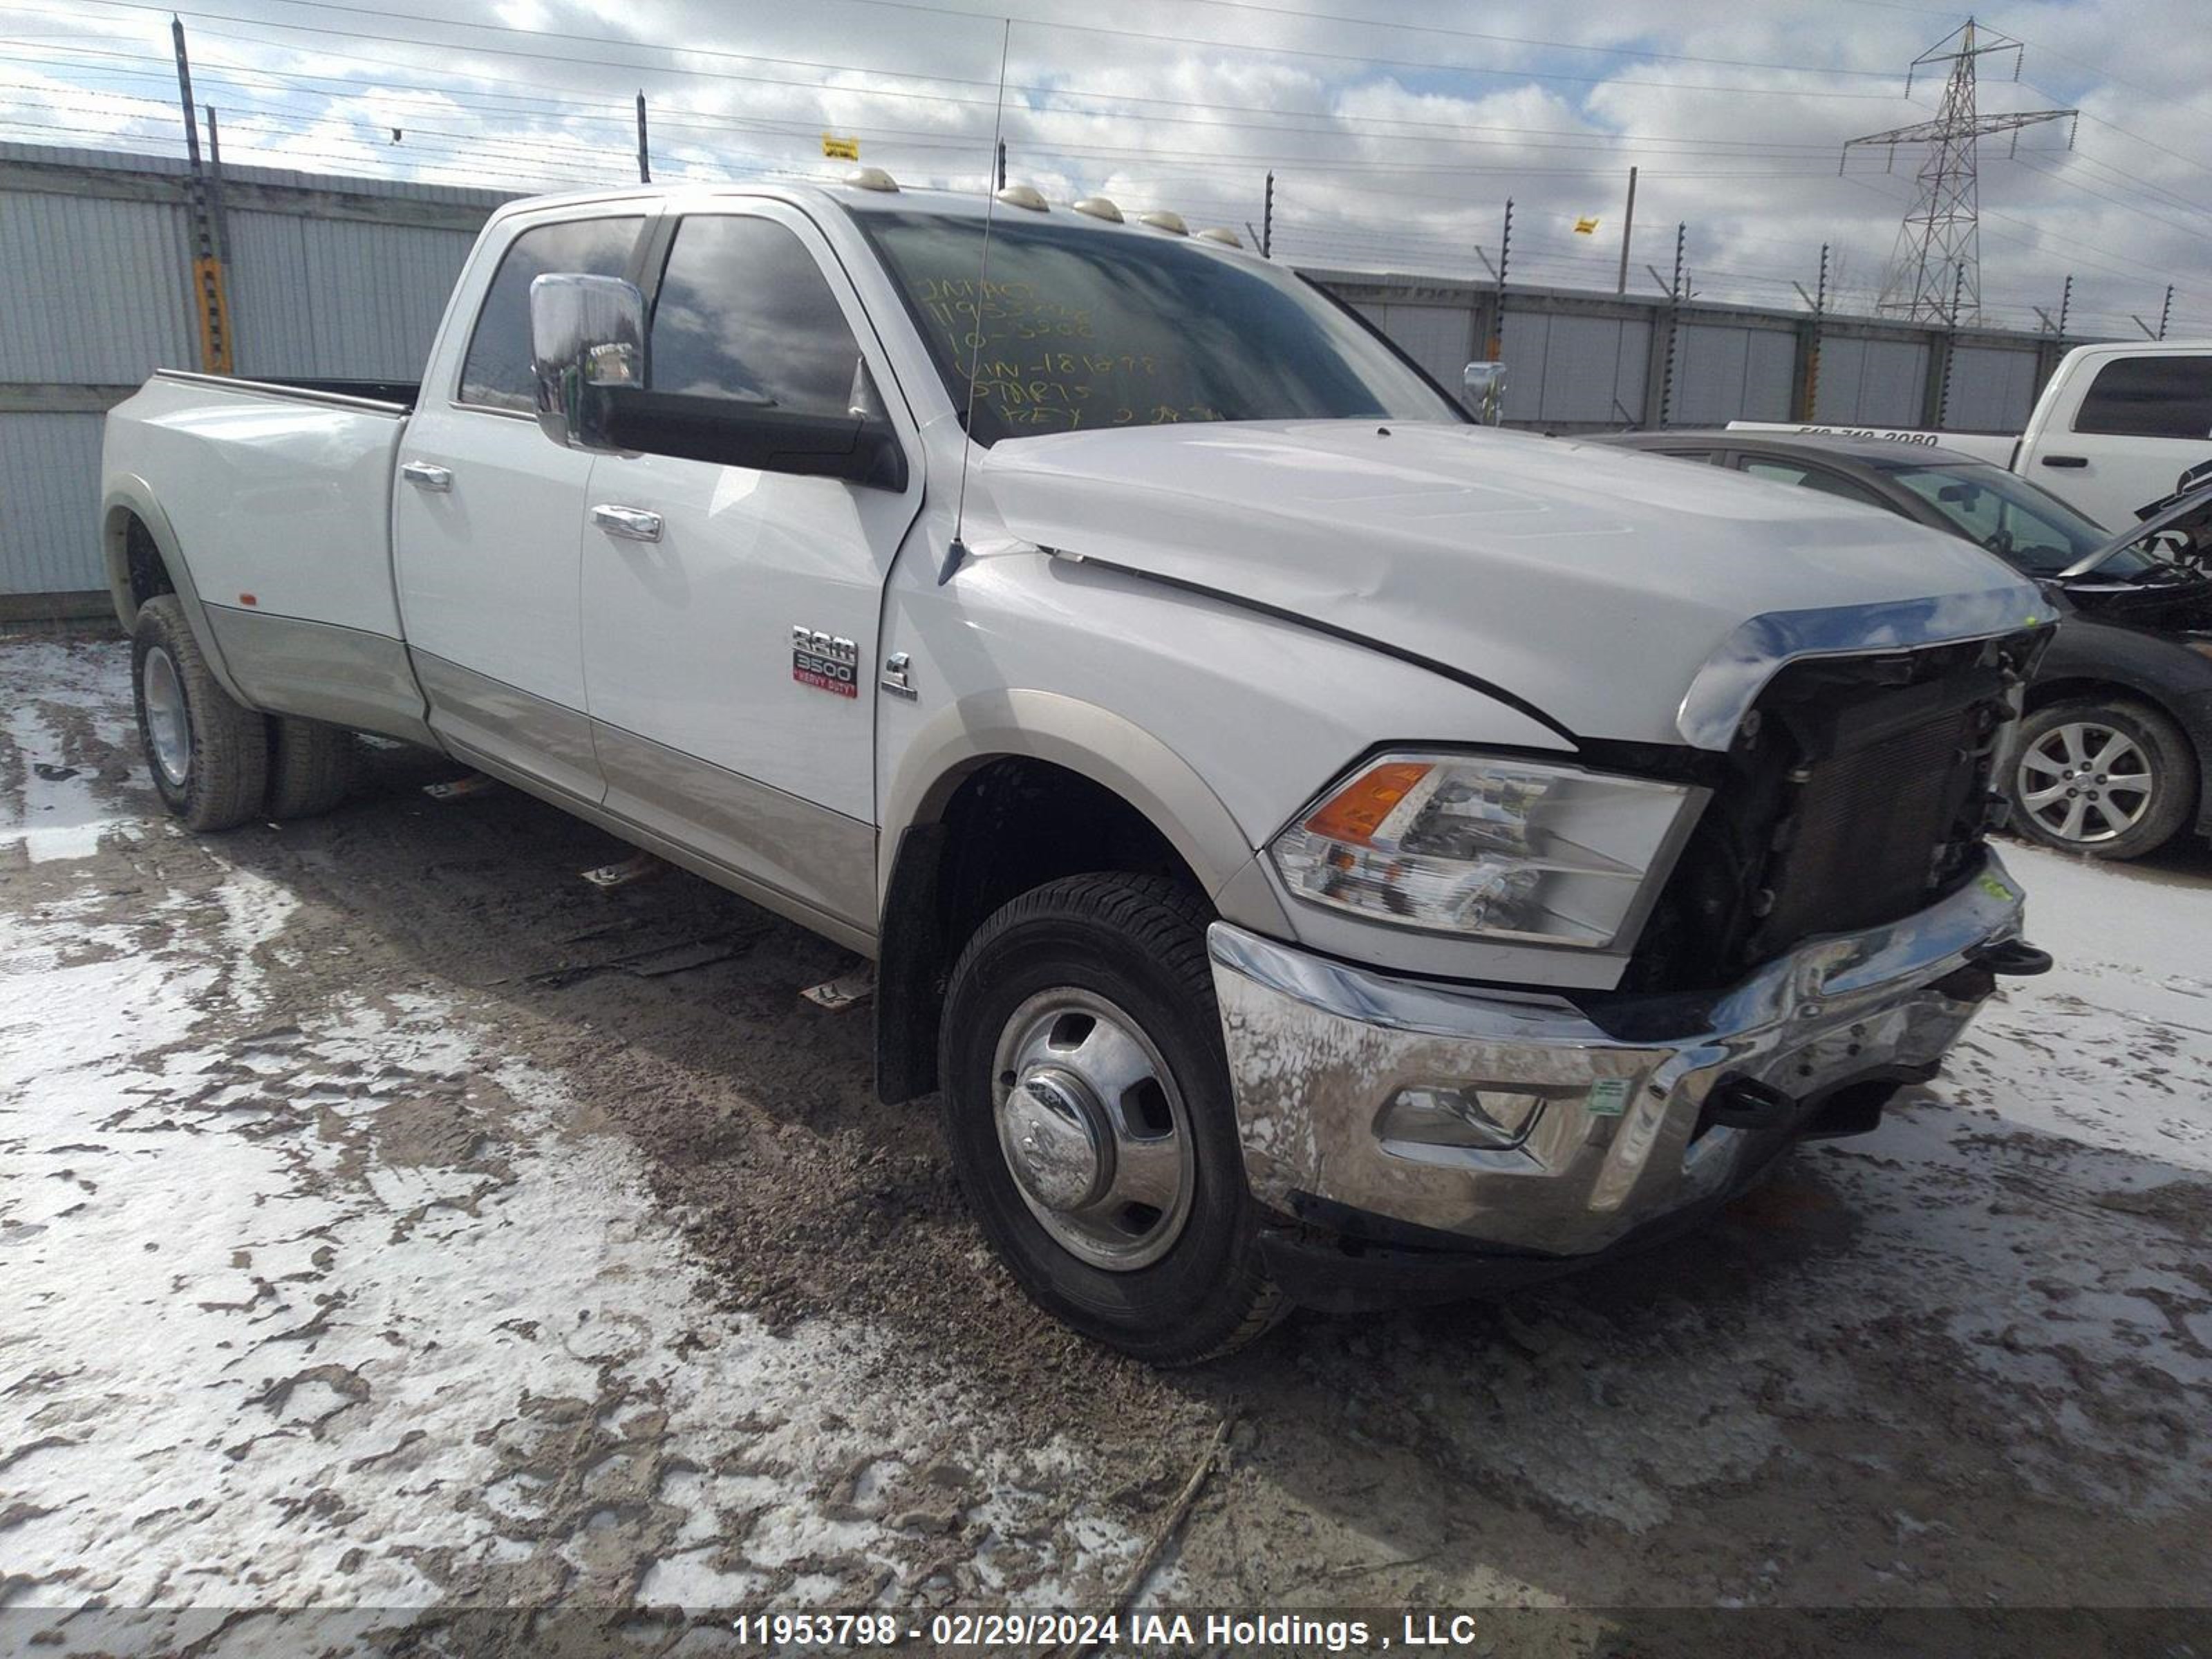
xmin=1 ymin=644 xmax=144 ymax=864
xmin=3 ymin=636 xmax=2209 ymax=1647
xmin=0 ymin=641 xmax=1147 ymax=1649
xmin=1947 ymin=844 xmax=2212 ymax=1172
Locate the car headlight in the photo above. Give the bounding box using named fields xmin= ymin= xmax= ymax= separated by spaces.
xmin=1268 ymin=752 xmax=1701 ymax=948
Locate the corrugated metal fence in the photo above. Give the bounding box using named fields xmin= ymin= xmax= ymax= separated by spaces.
xmin=0 ymin=143 xmax=511 ymax=615
xmin=2 ymin=140 xmax=2094 ymax=613
xmin=1320 ymin=272 xmax=2084 ymax=437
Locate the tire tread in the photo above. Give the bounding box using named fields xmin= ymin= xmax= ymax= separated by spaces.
xmin=133 ymin=595 xmax=268 ymax=833
xmin=943 ymin=872 xmax=1289 ymax=1365
xmin=265 ymin=716 xmax=356 ymax=820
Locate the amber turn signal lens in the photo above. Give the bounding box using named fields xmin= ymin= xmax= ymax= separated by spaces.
xmin=1302 ymin=760 xmax=1433 ymax=846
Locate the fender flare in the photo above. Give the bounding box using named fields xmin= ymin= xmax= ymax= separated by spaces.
xmin=870 ymin=689 xmax=1294 ymax=1105
xmin=878 ymin=686 xmax=1286 ymax=931
xmin=100 ymin=476 xmax=260 ymax=711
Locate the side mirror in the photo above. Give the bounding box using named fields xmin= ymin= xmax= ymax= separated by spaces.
xmin=529 ymin=272 xmax=647 ymax=452
xmin=1462 ymin=359 xmax=1508 ymax=426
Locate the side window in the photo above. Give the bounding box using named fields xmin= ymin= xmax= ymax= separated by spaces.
xmin=648 ymin=216 xmax=870 ymax=418
xmin=458 ymin=216 xmax=644 ymax=411
xmin=1738 ymin=458 xmax=1888 ymax=512
xmin=2074 ymin=356 xmax=2212 ymax=439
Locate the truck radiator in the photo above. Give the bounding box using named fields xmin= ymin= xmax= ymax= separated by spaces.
xmin=1620 ymin=628 xmax=2045 ymax=997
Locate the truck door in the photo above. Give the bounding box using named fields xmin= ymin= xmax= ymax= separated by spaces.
xmin=393 ymin=210 xmax=647 ymax=802
xmin=2041 ymin=350 xmax=2212 ymax=529
xmin=577 ymin=204 xmax=924 ymax=939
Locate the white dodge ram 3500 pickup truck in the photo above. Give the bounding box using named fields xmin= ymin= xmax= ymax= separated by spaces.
xmin=102 ymin=178 xmax=2056 ymax=1362
xmin=1732 ymin=341 xmax=2212 ymax=531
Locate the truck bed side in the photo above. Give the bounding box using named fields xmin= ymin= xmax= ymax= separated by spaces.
xmin=101 ymin=370 xmax=435 ymax=744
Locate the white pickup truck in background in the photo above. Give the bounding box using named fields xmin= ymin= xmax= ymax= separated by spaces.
xmin=1733 ymin=341 xmax=2212 ymax=531
xmin=102 ymin=175 xmax=2056 ymax=1362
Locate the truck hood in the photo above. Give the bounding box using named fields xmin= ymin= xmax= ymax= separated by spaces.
xmin=974 ymin=420 xmax=2049 ymax=749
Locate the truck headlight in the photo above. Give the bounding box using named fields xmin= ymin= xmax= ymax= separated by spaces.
xmin=1268 ymin=753 xmax=1701 ymax=948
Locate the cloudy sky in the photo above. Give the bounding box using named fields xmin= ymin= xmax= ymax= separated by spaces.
xmin=3 ymin=0 xmax=2207 ymax=335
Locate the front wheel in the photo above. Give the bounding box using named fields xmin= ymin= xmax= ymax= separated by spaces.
xmin=2009 ymin=697 xmax=2195 ymax=860
xmin=938 ymin=874 xmax=1287 ymax=1365
xmin=132 ymin=596 xmax=269 ymax=832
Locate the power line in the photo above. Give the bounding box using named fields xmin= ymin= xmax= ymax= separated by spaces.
xmin=48 ymin=0 xmax=1917 ymax=103
xmin=3 ymin=19 xmax=1898 ymax=158
xmin=941 ymin=0 xmax=1911 ymax=80
xmin=6 ymin=11 xmax=2198 ymax=330
xmin=0 ymin=48 xmax=1868 ymax=183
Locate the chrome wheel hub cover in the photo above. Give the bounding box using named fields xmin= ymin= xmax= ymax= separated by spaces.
xmin=2017 ymin=720 xmax=2153 ymax=845
xmin=998 ymin=1067 xmax=1112 ymax=1213
xmin=142 ymin=646 xmax=190 ymax=788
xmin=990 ymin=988 xmax=1195 ymax=1272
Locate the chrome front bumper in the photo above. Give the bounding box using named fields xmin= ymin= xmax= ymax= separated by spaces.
xmin=1207 ymin=852 xmax=2028 ymax=1259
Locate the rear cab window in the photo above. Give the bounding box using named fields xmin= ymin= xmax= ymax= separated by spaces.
xmin=2072 ymin=355 xmax=2212 ymax=439
xmin=458 ymin=215 xmax=645 ymax=411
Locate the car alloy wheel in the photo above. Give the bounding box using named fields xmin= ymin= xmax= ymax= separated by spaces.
xmin=2016 ymin=720 xmax=2154 ymax=845
xmin=989 ymin=986 xmax=1197 ymax=1272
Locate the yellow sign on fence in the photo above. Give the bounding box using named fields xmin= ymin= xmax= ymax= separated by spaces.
xmin=822 ymin=133 xmax=860 ymax=161
xmin=1573 ymin=216 xmax=1600 ymax=235
xmin=191 ymin=255 xmax=234 ymax=375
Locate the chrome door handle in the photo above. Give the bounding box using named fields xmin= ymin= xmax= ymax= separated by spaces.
xmin=400 ymin=460 xmax=453 ymax=491
xmin=591 ymin=503 xmax=664 ymax=543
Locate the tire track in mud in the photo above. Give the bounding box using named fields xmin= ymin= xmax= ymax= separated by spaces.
xmin=6 ymin=637 xmax=2211 ymax=1653
xmin=0 ymin=641 xmax=1183 ymax=1651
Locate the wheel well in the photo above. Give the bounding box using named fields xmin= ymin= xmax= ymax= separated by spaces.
xmin=2023 ymin=676 xmax=2163 ymax=720
xmin=115 ymin=511 xmax=175 ymax=616
xmin=874 ymin=757 xmax=1210 ymax=1105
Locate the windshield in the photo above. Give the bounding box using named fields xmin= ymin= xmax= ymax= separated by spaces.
xmin=854 ymin=209 xmax=1462 ymax=444
xmin=1886 ymin=464 xmax=2168 ymax=578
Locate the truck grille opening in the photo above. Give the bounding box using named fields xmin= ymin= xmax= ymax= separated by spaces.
xmin=1618 ymin=628 xmax=2046 ymax=997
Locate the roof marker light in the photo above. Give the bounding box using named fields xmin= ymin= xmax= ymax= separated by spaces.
xmin=1195 ymin=226 xmax=1242 ymax=247
xmin=1138 ymin=209 xmax=1188 ymax=235
xmin=845 ymin=167 xmax=899 ymax=192
xmin=1072 ymin=195 xmax=1123 ymax=222
xmin=995 ymin=182 xmax=1049 ymax=211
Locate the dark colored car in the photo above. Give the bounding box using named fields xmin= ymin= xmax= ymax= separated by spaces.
xmin=1596 ymin=430 xmax=2212 ymax=861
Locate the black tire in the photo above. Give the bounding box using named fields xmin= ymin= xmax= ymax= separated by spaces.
xmin=265 ymin=716 xmax=357 ymax=820
xmin=2008 ymin=696 xmax=2196 ymax=861
xmin=939 ymin=873 xmax=1288 ymax=1365
xmin=131 ymin=595 xmax=269 ymax=833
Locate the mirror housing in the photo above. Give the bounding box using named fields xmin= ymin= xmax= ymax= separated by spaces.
xmin=529 ymin=273 xmax=647 ymax=451
xmin=527 ymin=270 xmax=907 ymax=491
xmin=1462 ymin=359 xmax=1508 ymax=425
xmin=593 ymin=393 xmax=908 ymax=492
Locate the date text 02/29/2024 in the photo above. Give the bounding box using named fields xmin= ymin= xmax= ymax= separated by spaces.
xmin=727 ymin=1611 xmax=1509 ymax=1649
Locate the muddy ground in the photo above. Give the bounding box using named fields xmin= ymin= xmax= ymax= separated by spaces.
xmin=2 ymin=636 xmax=2209 ymax=1658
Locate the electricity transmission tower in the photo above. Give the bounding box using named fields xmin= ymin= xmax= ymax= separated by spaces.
xmin=1845 ymin=18 xmax=2076 ymax=324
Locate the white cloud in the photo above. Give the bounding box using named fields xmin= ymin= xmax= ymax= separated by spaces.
xmin=2 ymin=0 xmax=2206 ymax=332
